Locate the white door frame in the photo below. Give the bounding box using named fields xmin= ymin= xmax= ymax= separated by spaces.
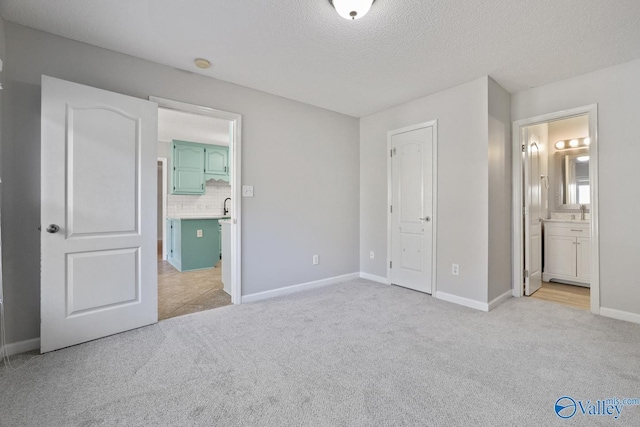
xmin=157 ymin=157 xmax=168 ymax=260
xmin=512 ymin=104 xmax=600 ymax=314
xmin=387 ymin=120 xmax=438 ymax=294
xmin=150 ymin=96 xmax=243 ymax=305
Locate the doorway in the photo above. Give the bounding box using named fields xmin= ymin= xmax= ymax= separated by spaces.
xmin=387 ymin=121 xmax=438 ymax=294
xmin=512 ymin=105 xmax=599 ymax=313
xmin=152 ymin=97 xmax=242 ymax=320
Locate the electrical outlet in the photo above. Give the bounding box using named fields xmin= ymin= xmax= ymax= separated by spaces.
xmin=313 ymin=255 xmax=319 ymax=265
xmin=197 ymin=229 xmax=203 ymax=238
xmin=370 ymin=250 xmax=375 ymax=260
xmin=452 ymin=264 xmax=459 ymax=275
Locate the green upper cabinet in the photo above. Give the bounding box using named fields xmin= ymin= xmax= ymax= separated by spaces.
xmin=171 ymin=140 xmax=229 ymax=194
xmin=172 ymin=140 xmax=205 ymax=194
xmin=204 ymin=145 xmax=229 ymax=182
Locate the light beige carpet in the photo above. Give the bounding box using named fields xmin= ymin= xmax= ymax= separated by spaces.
xmin=1 ymin=279 xmax=639 ymax=426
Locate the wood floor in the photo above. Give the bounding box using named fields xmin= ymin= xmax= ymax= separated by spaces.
xmin=157 ymin=260 xmax=231 ymax=320
xmin=530 ymin=281 xmax=590 ymax=310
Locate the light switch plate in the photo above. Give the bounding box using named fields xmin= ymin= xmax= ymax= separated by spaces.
xmin=197 ymin=229 xmax=203 ymax=238
xmin=242 ymin=185 xmax=254 ymax=197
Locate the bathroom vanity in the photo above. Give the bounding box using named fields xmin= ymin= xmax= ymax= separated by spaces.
xmin=543 ymin=220 xmax=590 ymax=287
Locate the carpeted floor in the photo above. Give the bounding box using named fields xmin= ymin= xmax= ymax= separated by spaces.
xmin=1 ymin=279 xmax=639 ymax=426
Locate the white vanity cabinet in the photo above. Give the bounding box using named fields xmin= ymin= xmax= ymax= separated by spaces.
xmin=543 ymin=221 xmax=590 ymax=286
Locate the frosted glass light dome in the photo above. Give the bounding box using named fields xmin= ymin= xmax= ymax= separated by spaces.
xmin=332 ymin=0 xmax=374 ymax=20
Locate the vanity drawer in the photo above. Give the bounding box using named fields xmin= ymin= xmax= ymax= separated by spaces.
xmin=544 ymin=223 xmax=589 ymax=238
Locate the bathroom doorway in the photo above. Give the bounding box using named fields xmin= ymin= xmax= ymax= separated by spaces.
xmin=512 ymin=105 xmax=599 ymax=313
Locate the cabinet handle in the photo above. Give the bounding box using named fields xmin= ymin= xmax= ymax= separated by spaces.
xmin=570 ymin=229 xmax=583 ymax=232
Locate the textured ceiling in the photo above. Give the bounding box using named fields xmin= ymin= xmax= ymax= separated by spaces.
xmin=158 ymin=108 xmax=230 ymax=145
xmin=2 ymin=0 xmax=640 ymax=117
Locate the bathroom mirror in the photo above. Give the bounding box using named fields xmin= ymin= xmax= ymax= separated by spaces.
xmin=554 ymin=148 xmax=590 ymax=209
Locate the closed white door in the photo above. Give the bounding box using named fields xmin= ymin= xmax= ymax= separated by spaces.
xmin=525 ymin=134 xmax=542 ymax=296
xmin=390 ymin=125 xmax=434 ymax=294
xmin=41 ymin=76 xmax=158 ymax=353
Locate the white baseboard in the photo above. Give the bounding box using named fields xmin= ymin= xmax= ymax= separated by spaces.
xmin=488 ymin=290 xmax=512 ymax=311
xmin=435 ymin=291 xmax=488 ymax=312
xmin=1 ymin=337 xmax=40 ymax=356
xmin=359 ymin=272 xmax=389 ymax=284
xmin=600 ymin=307 xmax=640 ymax=325
xmin=241 ymin=272 xmax=360 ymax=303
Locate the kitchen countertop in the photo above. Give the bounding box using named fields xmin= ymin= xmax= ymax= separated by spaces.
xmin=167 ymin=216 xmax=230 ymax=220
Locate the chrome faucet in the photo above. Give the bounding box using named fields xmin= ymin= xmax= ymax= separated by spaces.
xmin=580 ymin=204 xmax=586 ymax=221
xmin=223 ymin=198 xmax=231 ymax=216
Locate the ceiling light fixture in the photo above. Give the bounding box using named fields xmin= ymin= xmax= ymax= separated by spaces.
xmin=329 ymin=0 xmax=375 ymax=20
xmin=194 ymin=58 xmax=211 ymax=69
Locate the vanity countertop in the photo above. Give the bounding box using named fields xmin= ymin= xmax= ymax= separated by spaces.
xmin=543 ymin=219 xmax=589 ymax=224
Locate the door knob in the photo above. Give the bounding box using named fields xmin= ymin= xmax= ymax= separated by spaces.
xmin=46 ymin=224 xmax=60 ymax=234
xmin=419 ymin=216 xmax=431 ymax=222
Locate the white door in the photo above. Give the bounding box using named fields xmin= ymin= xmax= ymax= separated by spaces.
xmin=524 ymin=130 xmax=542 ymax=296
xmin=41 ymin=76 xmax=158 ymax=353
xmin=389 ymin=125 xmax=434 ymax=294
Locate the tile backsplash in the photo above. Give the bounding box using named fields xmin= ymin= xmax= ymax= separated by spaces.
xmin=167 ymin=180 xmax=231 ymax=217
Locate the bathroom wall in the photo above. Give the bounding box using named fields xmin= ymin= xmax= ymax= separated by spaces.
xmin=167 ymin=180 xmax=232 ymax=218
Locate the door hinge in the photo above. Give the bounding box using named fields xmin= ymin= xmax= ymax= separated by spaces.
xmin=522 ymin=144 xmax=525 ymax=152
xmin=390 ymin=149 xmax=393 ymax=157
xmin=390 ymin=205 xmax=393 ymax=213
xmin=524 ymin=269 xmax=529 ymax=278
xmin=390 ymin=261 xmax=392 ymax=269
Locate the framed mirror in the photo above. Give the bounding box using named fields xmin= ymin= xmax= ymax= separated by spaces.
xmin=553 ymin=147 xmax=589 ymax=209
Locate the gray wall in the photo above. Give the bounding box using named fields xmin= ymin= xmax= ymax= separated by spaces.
xmin=512 ymin=57 xmax=640 ymax=316
xmin=0 ymin=15 xmax=5 ymax=334
xmin=1 ymin=22 xmax=360 ymax=344
xmin=360 ymin=77 xmax=491 ymax=303
xmin=487 ymin=77 xmax=512 ymax=301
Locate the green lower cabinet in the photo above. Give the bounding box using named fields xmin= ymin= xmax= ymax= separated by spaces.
xmin=166 ymin=218 xmax=220 ymax=272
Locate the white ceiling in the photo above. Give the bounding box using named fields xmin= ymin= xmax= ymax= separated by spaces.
xmin=158 ymin=107 xmax=230 ymax=145
xmin=2 ymin=0 xmax=640 ymax=117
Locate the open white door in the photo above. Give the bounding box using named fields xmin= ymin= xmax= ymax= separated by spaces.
xmin=389 ymin=125 xmax=435 ymax=294
xmin=41 ymin=76 xmax=158 ymax=353
xmin=524 ymin=129 xmax=542 ymax=296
